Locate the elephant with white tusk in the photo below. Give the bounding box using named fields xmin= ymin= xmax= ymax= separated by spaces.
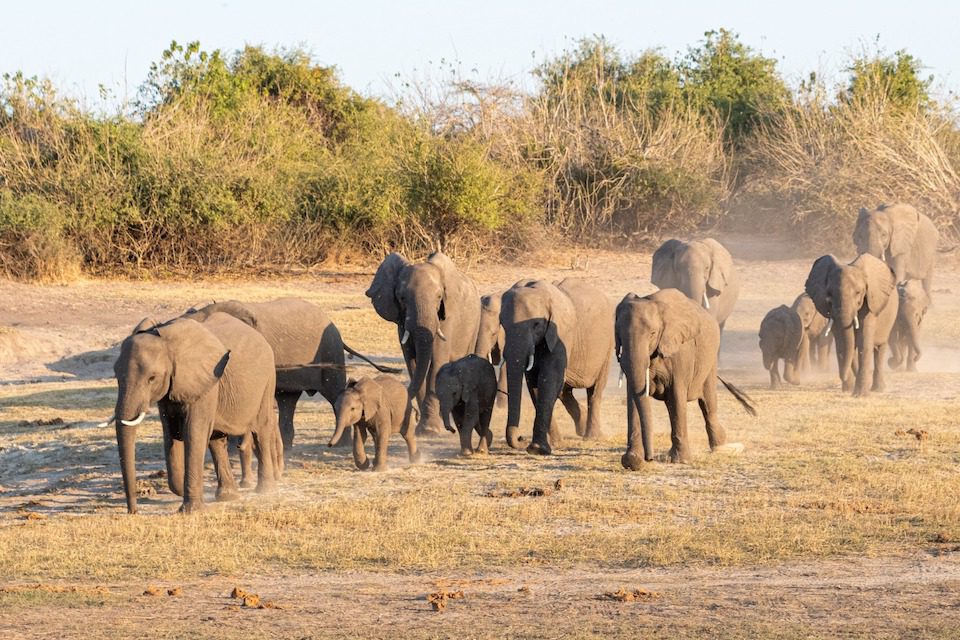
xmin=805 ymin=254 xmax=899 ymax=396
xmin=366 ymin=251 xmax=481 ymax=437
xmin=651 ymin=238 xmax=740 ymax=333
xmin=615 ymin=289 xmax=754 ymax=469
xmin=853 ymin=203 xmax=939 ymax=296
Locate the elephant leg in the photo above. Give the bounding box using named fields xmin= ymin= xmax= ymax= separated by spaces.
xmin=209 ymin=436 xmax=241 ymax=502
xmin=853 ymin=324 xmax=875 ymax=397
xmin=476 ymin=405 xmax=493 ymax=455
xmin=699 ymin=376 xmax=728 ymax=450
xmin=768 ymin=362 xmax=782 ymax=390
xmin=252 ymin=428 xmax=278 ymax=493
xmin=583 ymin=383 xmax=605 ymax=440
xmin=161 ymin=412 xmax=185 ymax=497
xmin=373 ymin=426 xmax=390 ymax=472
xmin=528 ymin=368 xmax=563 ymax=456
xmin=454 ymin=403 xmax=473 ymax=456
xmin=665 ymin=388 xmax=690 ymax=463
xmin=783 ymin=359 xmax=800 ymax=385
xmin=559 ymin=385 xmax=586 ymax=437
xmin=872 ymin=344 xmax=887 ymax=392
xmin=353 ymin=426 xmax=370 ymax=470
xmin=403 ymin=426 xmax=420 ymax=464
xmin=622 ymin=379 xmax=653 ymax=470
xmin=181 ymin=401 xmax=217 ymax=513
xmin=236 ymin=433 xmax=254 ymax=489
xmin=275 ymin=390 xmax=301 ymax=453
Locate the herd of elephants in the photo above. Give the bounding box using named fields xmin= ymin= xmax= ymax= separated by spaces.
xmin=99 ymin=203 xmax=939 ymax=514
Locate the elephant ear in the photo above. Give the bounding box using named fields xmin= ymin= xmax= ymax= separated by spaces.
xmin=356 ymin=378 xmax=382 ymax=422
xmin=651 ymin=239 xmax=683 ymax=289
xmin=702 ymin=238 xmax=732 ymax=293
xmin=853 ymin=253 xmax=896 ymax=313
xmin=365 ymin=253 xmax=410 ymax=323
xmin=655 ymin=293 xmax=701 ymax=358
xmin=804 ymin=255 xmax=840 ymax=318
xmin=158 ymin=318 xmax=230 ymax=403
xmin=887 ymin=203 xmax=920 ymax=258
xmin=784 ymin=306 xmax=804 ymax=353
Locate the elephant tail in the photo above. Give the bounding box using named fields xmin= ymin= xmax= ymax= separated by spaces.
xmin=343 ymin=343 xmax=404 ymax=374
xmin=718 ymin=376 xmax=757 ymax=417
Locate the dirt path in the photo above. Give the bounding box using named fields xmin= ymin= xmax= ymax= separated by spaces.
xmin=2 ymin=554 xmax=958 ymax=639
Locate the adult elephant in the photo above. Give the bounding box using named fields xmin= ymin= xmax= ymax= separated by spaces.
xmin=805 ymin=254 xmax=899 ymax=396
xmin=651 ymin=238 xmax=739 ymax=330
xmin=111 ymin=313 xmax=282 ymax=514
xmin=186 ymin=298 xmax=397 ymax=451
xmin=616 ymin=289 xmax=753 ymax=468
xmin=366 ymin=251 xmax=481 ymax=435
xmin=500 ymin=278 xmax=613 ymax=455
xmin=853 ymin=203 xmax=939 ymax=294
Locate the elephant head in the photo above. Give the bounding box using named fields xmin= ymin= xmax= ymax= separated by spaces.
xmin=434 ymin=362 xmax=463 ymax=434
xmin=651 ymin=239 xmax=732 ymax=310
xmin=805 ymin=253 xmax=896 ymax=385
xmin=113 ymin=317 xmax=230 ymax=514
xmin=474 ymin=292 xmax=505 ymax=365
xmin=499 ymin=280 xmax=569 ymax=449
xmin=758 ymin=305 xmax=803 ymax=372
xmin=330 ymin=378 xmax=380 ymax=469
xmin=853 ymin=203 xmax=920 ymax=264
xmin=365 ymin=252 xmax=452 ymax=401
xmin=615 ymin=289 xmax=701 ymax=397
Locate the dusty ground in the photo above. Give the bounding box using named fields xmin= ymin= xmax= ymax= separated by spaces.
xmin=1 ymin=234 xmax=959 ymax=638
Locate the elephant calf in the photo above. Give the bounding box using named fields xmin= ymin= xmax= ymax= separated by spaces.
xmin=436 ymin=355 xmax=498 ymax=456
xmin=888 ymin=280 xmax=931 ymax=372
xmin=758 ymin=305 xmax=803 ymax=389
xmin=330 ymin=376 xmax=420 ymax=471
xmin=791 ymin=293 xmax=832 ymax=374
xmin=616 ymin=289 xmax=754 ymax=468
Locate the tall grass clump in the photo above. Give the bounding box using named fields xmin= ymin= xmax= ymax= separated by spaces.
xmin=737 ymin=49 xmax=960 ymax=246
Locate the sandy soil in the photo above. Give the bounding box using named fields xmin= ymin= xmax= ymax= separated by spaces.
xmin=1 ymin=233 xmax=959 ymax=638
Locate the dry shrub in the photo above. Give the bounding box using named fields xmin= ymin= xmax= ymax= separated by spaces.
xmin=737 ymin=84 xmax=960 ymax=247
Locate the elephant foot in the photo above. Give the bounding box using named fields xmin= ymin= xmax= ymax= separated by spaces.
xmin=373 ymin=463 xmax=389 ymax=472
xmin=582 ymin=428 xmax=604 ymax=441
xmin=667 ymin=447 xmax=691 ymax=464
xmin=459 ymin=448 xmax=474 ymax=457
xmin=255 ymin=480 xmax=277 ymax=494
xmin=178 ymin=500 xmax=206 ymax=514
xmin=215 ymin=487 xmax=241 ymax=502
xmin=239 ymin=478 xmax=254 ymax=489
xmin=621 ymin=451 xmax=644 ymax=471
xmin=871 ymin=381 xmax=885 ymax=392
xmin=711 ymin=442 xmax=745 ymax=455
xmin=474 ymin=446 xmax=489 ymax=456
xmin=354 ymin=458 xmax=371 ymax=471
xmin=906 ymin=364 xmax=918 ymax=373
xmin=525 ymin=441 xmax=552 ymax=456
xmin=408 ymin=450 xmax=423 ymax=464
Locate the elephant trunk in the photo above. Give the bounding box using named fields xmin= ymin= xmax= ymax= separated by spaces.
xmin=116 ymin=422 xmax=139 ymax=514
xmin=329 ymin=405 xmax=349 ymax=447
xmin=503 ymin=330 xmax=532 ymax=449
xmin=407 ymin=326 xmax=435 ymax=401
xmin=836 ymin=325 xmax=856 ymax=387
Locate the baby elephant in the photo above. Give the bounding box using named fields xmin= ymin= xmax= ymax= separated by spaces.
xmin=888 ymin=280 xmax=931 ymax=372
xmin=435 ymin=355 xmax=498 ymax=456
xmin=792 ymin=293 xmax=832 ymax=373
xmin=758 ymin=305 xmax=804 ymax=389
xmin=330 ymin=376 xmax=419 ymax=471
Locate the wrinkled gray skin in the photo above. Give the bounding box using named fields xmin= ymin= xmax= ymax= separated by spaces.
xmin=330 ymin=376 xmax=419 ymax=471
xmin=186 ymin=298 xmax=392 ymax=452
xmin=366 ymin=252 xmax=481 ymax=436
xmin=888 ymin=280 xmax=930 ymax=372
xmin=791 ymin=293 xmax=832 ymax=374
xmin=853 ymin=203 xmax=939 ymax=295
xmin=473 ymin=292 xmax=508 ymax=408
xmin=436 ymin=355 xmax=498 ymax=456
xmin=616 ymin=289 xmax=751 ymax=468
xmin=652 ymin=238 xmax=740 ymax=331
xmin=113 ymin=313 xmax=283 ymax=514
xmin=805 ymin=254 xmax=899 ymax=396
xmin=500 ymin=279 xmax=614 ymax=456
xmin=758 ymin=305 xmax=804 ymax=389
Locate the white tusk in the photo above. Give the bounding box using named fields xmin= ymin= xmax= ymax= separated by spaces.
xmin=618 ymin=370 xmax=623 ymax=389
xmin=437 ymin=328 xmax=447 ymax=341
xmin=881 ymin=253 xmax=886 ymax=263
xmin=400 ymin=329 xmax=410 ymax=345
xmin=644 ymin=367 xmax=650 ymax=397
xmin=702 ymin=292 xmax=710 ymax=310
xmin=120 ymin=411 xmax=146 ymax=427
xmin=823 ymin=318 xmax=832 ymax=337
xmin=487 ymin=353 xmax=492 ymax=364
xmin=526 ymin=354 xmax=534 ymax=371
xmin=97 ymin=415 xmax=115 ymax=428
xmin=854 ymin=315 xmax=860 ymax=331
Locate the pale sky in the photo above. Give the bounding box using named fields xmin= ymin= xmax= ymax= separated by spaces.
xmin=2 ymin=0 xmax=958 ymax=107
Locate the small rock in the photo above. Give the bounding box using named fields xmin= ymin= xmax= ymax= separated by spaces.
xmin=143 ymin=586 xmax=163 ymax=597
